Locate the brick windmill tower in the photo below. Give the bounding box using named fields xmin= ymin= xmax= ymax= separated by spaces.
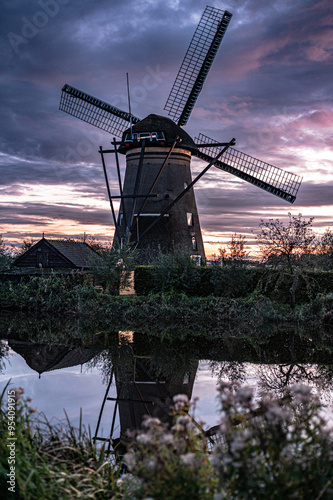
xmin=59 ymin=6 xmax=302 ymax=260
xmin=116 ymin=114 xmax=205 ymax=258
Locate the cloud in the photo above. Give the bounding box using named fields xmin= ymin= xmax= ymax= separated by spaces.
xmin=0 ymin=0 xmax=332 ymax=250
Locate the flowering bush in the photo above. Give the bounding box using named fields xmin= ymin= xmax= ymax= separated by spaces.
xmin=123 ymin=394 xmax=216 ymax=499
xmin=120 ymin=385 xmax=333 ymax=499
xmin=212 ymin=383 xmax=333 ymax=499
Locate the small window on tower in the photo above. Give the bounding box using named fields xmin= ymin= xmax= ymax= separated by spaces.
xmin=192 ymin=236 xmax=197 ymax=250
xmin=191 ymin=255 xmax=201 ymax=266
xmin=187 ymin=213 xmax=193 ymax=226
xmin=119 ymin=214 xmax=123 ymax=226
xmin=184 ymin=182 xmax=188 ymax=189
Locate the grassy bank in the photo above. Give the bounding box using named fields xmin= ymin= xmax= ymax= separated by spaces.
xmin=1 ymin=275 xmax=333 ymax=338
xmin=0 ymin=384 xmax=117 ymax=500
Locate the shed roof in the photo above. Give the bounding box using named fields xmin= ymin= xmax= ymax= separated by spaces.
xmin=46 ymin=239 xmax=99 ymax=268
xmin=14 ymin=237 xmax=101 ymax=269
xmin=8 ymin=340 xmax=97 ymax=374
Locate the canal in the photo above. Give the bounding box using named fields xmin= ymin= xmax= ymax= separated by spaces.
xmin=1 ymin=313 xmax=332 ymax=457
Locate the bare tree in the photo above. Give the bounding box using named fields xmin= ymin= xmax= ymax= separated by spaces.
xmin=212 ymin=246 xmax=227 ymax=266
xmin=257 ymin=213 xmax=316 ymax=308
xmin=257 ymin=213 xmax=315 ymax=271
xmin=216 ymin=234 xmax=248 ymax=267
xmin=0 ymin=236 xmax=13 ymax=271
xmin=228 ymin=233 xmax=248 ymax=265
xmin=318 ymin=228 xmax=333 ymax=269
xmin=21 ymin=238 xmax=35 ymax=252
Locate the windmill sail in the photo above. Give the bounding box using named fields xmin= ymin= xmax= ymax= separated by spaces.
xmin=194 ymin=134 xmax=302 ymax=203
xmin=59 ymin=84 xmax=141 ymax=138
xmin=164 ymin=7 xmax=232 ymax=127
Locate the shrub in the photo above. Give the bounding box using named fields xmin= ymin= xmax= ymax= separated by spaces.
xmin=90 ymin=244 xmax=137 ymax=295
xmin=0 ymin=274 xmax=97 ymax=314
xmin=123 ymin=394 xmax=216 ymax=499
xmin=123 ymin=383 xmax=333 ymax=499
xmin=134 ymin=266 xmax=154 ymax=295
xmin=0 ymin=385 xmax=118 ymax=499
xmin=150 ymin=246 xmax=200 ymax=294
xmin=213 ymin=382 xmax=333 ymax=499
xmin=297 ymin=293 xmax=333 ymax=325
xmin=210 ymin=266 xmax=259 ymax=298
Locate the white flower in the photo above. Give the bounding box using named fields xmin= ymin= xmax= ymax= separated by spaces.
xmin=172 ymin=423 xmax=185 ymax=433
xmin=266 ymin=404 xmax=291 ymax=422
xmin=219 ymin=417 xmax=231 ymax=435
xmin=173 ymin=394 xmax=189 ymax=404
xmin=173 ymin=394 xmax=189 ymax=410
xmin=13 ymin=387 xmax=24 ymax=401
xmin=124 ymin=451 xmax=137 ymax=471
xmin=180 ymin=452 xmax=197 ymax=466
xmin=217 ymin=381 xmax=231 ymax=392
xmin=142 ymin=417 xmax=162 ymax=429
xmin=176 ymin=415 xmax=192 ymax=426
xmin=145 ymin=457 xmax=159 ymax=471
xmin=160 ymin=433 xmax=174 ymax=444
xmin=230 ymin=436 xmax=245 ymax=454
xmin=116 ymin=473 xmax=133 ymax=487
xmin=137 ymin=433 xmax=153 ymax=444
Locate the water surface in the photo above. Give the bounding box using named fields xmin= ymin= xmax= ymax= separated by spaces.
xmin=1 ymin=319 xmax=332 ymax=449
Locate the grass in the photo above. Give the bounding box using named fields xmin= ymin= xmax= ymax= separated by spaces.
xmin=1 ymin=274 xmax=333 ymax=339
xmin=0 ymin=383 xmax=119 ymax=500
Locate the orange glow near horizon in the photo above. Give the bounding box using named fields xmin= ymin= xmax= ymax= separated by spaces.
xmin=2 ymin=210 xmax=332 ymax=257
xmin=1 ymin=221 xmax=114 ymax=247
xmin=1 ymin=182 xmax=332 ymax=257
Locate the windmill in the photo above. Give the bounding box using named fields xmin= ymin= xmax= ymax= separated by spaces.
xmin=59 ymin=6 xmax=302 ymax=261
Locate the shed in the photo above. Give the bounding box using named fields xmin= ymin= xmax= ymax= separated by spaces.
xmin=8 ymin=340 xmax=97 ymax=376
xmin=14 ymin=237 xmax=100 ymax=270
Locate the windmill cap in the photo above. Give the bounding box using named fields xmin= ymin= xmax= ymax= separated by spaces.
xmin=120 ymin=114 xmax=199 ymax=154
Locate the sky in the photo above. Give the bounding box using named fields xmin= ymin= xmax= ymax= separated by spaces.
xmin=1 ymin=0 xmax=332 ymax=256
